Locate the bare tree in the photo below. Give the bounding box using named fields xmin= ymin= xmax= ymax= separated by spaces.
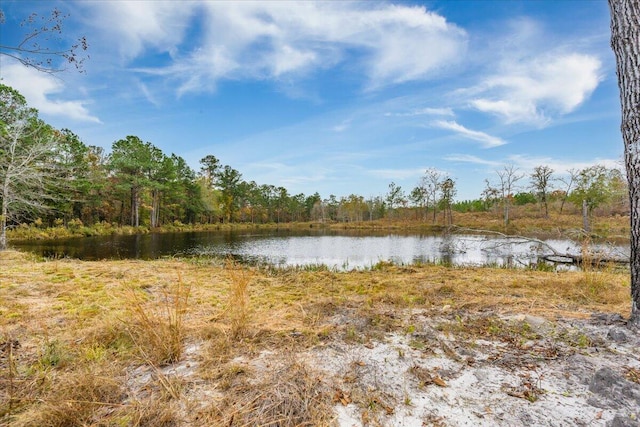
xmin=558 ymin=168 xmax=580 ymax=214
xmin=609 ymin=0 xmax=640 ymax=325
xmin=481 ymin=179 xmax=500 ymax=212
xmin=530 ymin=165 xmax=554 ymax=218
xmin=0 ymin=8 xmax=88 ymax=73
xmin=0 ymin=85 xmax=62 ymax=249
xmin=496 ymin=164 xmax=524 ymax=227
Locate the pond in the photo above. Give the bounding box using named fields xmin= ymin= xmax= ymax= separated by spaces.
xmin=9 ymin=229 xmax=629 ymax=270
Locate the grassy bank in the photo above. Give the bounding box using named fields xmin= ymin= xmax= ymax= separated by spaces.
xmin=6 ymin=211 xmax=630 ymax=242
xmin=0 ymin=250 xmax=631 ymax=426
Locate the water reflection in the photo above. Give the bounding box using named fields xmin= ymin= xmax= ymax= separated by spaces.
xmin=11 ymin=229 xmax=628 ymax=270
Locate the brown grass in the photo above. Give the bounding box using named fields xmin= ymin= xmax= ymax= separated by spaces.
xmin=0 ymin=249 xmax=632 ymax=425
xmin=225 ymin=259 xmax=252 ymax=339
xmin=327 ymin=211 xmax=629 ymax=240
xmin=122 ymin=275 xmax=191 ymax=365
xmin=194 ymin=357 xmax=334 ymax=426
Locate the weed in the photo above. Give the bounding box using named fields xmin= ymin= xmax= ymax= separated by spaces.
xmin=408 ymin=339 xmax=426 ymax=350
xmin=344 ymin=325 xmax=360 ymax=343
xmin=38 ymin=339 xmax=71 ymax=369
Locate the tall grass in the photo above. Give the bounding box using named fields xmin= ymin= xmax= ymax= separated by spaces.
xmin=577 ymin=238 xmax=627 ymax=304
xmin=226 ymin=260 xmax=252 ymax=340
xmin=123 ymin=274 xmax=191 ymax=365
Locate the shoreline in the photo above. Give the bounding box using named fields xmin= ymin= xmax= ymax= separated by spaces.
xmin=5 ymin=212 xmax=631 ymax=243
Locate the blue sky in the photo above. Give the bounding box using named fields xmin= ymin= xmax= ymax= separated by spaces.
xmin=0 ymin=0 xmax=622 ymax=200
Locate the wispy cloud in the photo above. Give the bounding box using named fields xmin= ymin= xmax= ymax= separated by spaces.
xmin=469 ymin=53 xmax=602 ymax=125
xmin=0 ymin=61 xmax=101 ymax=123
xmin=445 ymin=153 xmax=621 ymax=175
xmin=505 ymin=154 xmax=621 ymax=175
xmin=460 ymin=19 xmax=603 ymax=126
xmin=81 ymin=2 xmax=196 ymax=60
xmin=444 ymin=154 xmax=502 ymax=167
xmin=137 ymin=81 xmax=161 ymax=107
xmin=385 ymin=107 xmax=455 ymax=117
xmin=83 ymin=2 xmax=467 ymax=95
xmin=433 ymin=120 xmax=506 ymax=148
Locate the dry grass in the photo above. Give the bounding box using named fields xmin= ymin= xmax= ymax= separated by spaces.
xmin=225 ymin=259 xmax=252 ymax=339
xmin=0 ymin=249 xmax=632 ymax=425
xmin=329 ymin=211 xmax=629 ymax=240
xmin=122 ymin=275 xmax=191 ymax=365
xmin=195 ymin=357 xmax=334 ymax=426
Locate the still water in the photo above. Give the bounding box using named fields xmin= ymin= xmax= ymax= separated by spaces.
xmin=10 ymin=229 xmax=629 ymax=270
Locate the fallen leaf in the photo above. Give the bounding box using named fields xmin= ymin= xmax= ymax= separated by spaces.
xmin=333 ymin=389 xmax=352 ymax=406
xmin=433 ymin=376 xmax=447 ymax=387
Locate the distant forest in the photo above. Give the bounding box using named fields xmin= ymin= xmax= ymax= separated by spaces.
xmin=1 ymin=83 xmax=629 ymax=233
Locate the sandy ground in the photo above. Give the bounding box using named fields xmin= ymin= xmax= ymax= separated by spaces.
xmin=194 ymin=310 xmax=640 ymax=427
xmin=310 ymin=312 xmax=640 ymax=426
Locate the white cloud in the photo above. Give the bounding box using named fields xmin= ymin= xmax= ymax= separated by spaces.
xmin=444 ymin=154 xmax=502 ymax=167
xmin=84 ymin=1 xmax=467 ymax=94
xmin=137 ymin=81 xmax=161 ymax=108
xmin=505 ymin=154 xmax=621 ymax=175
xmin=385 ymin=107 xmax=455 ymax=117
xmin=465 ymin=23 xmax=603 ymax=126
xmin=0 ymin=61 xmax=101 ymax=123
xmin=434 ymin=120 xmax=506 ymax=148
xmin=82 ymin=2 xmax=196 ymax=59
xmin=445 ymin=153 xmax=621 ymax=175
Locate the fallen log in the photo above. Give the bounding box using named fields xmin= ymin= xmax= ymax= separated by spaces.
xmin=541 ymin=254 xmax=628 ymax=266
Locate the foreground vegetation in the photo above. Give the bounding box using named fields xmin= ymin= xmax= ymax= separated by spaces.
xmin=0 ymin=250 xmax=632 ymax=426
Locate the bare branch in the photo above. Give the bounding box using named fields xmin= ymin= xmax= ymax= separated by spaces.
xmin=0 ymin=8 xmax=89 ymax=73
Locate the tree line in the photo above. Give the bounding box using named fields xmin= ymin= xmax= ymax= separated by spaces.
xmin=0 ymin=82 xmax=630 ymax=248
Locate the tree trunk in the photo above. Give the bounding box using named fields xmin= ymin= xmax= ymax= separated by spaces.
xmin=150 ymin=189 xmax=160 ymax=228
xmin=609 ymin=0 xmax=640 ymax=325
xmin=130 ymin=187 xmax=136 ymax=227
xmin=503 ymin=202 xmax=509 ymax=227
xmin=0 ymin=185 xmax=8 ymax=251
xmin=131 ymin=186 xmax=140 ymax=227
xmin=582 ymin=199 xmax=590 ymax=233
